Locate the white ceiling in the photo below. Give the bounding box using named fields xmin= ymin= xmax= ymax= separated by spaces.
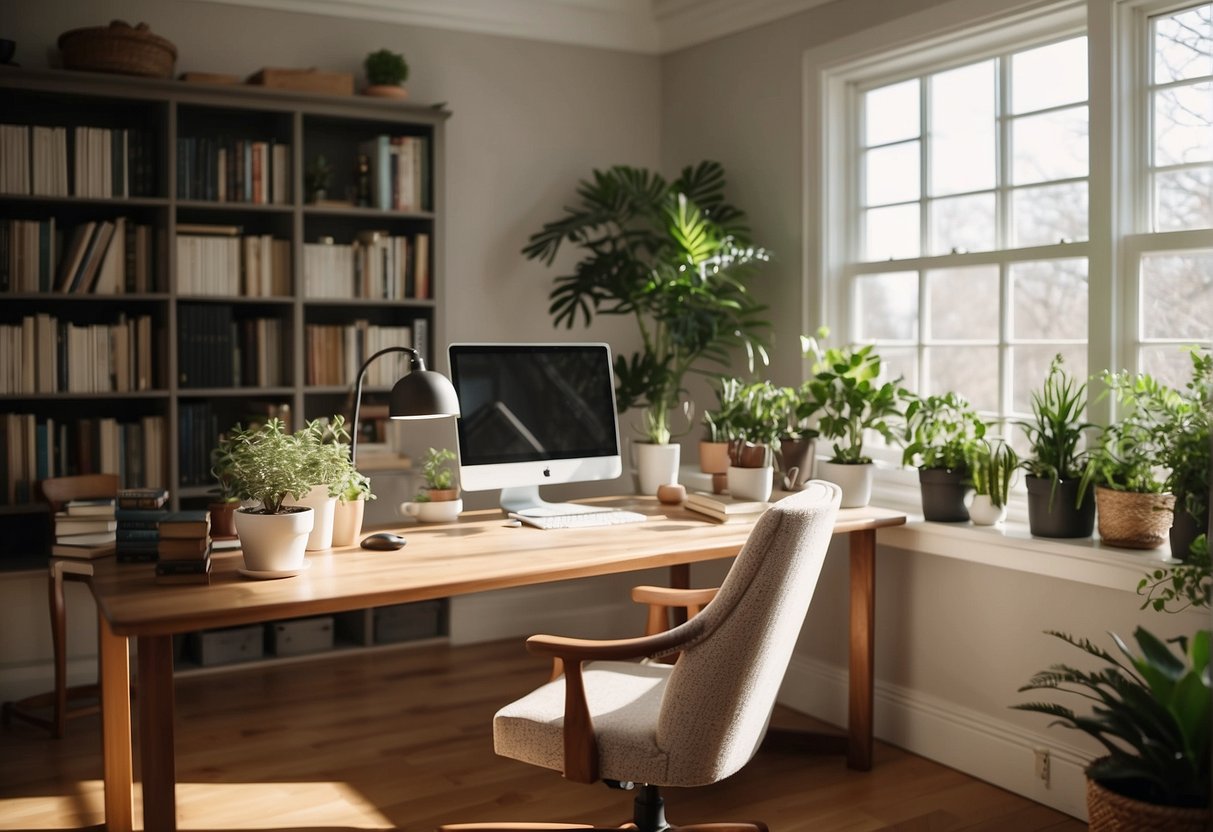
xmin=199 ymin=0 xmax=837 ymax=54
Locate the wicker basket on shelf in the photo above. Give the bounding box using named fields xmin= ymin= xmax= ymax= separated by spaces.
xmin=58 ymin=21 xmax=177 ymax=78
xmin=1094 ymin=486 xmax=1175 ymax=549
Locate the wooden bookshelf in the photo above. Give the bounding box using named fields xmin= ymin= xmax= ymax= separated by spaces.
xmin=0 ymin=68 xmax=449 ymax=547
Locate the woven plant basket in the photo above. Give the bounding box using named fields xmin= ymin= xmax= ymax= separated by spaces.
xmin=1094 ymin=486 xmax=1175 ymax=549
xmin=58 ymin=21 xmax=177 ymax=79
xmin=1086 ymin=777 xmax=1211 ymax=832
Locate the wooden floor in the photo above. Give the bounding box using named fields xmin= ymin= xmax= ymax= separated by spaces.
xmin=0 ymin=639 xmax=1085 ymax=832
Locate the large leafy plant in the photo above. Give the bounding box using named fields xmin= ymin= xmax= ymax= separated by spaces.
xmin=901 ymin=391 xmax=986 ymax=471
xmin=1018 ymin=354 xmax=1094 ymax=487
xmin=1013 ymin=627 xmax=1211 ymax=809
xmin=1159 ymin=348 xmax=1211 ymax=528
xmin=1078 ymin=369 xmax=1178 ymax=501
xmin=522 ymin=161 xmax=771 ymax=444
xmin=805 ymin=342 xmax=906 ymax=464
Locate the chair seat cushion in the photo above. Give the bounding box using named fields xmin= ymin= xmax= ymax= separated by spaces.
xmin=493 ymin=660 xmax=673 ymax=785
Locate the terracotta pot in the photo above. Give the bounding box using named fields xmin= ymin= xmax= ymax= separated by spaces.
xmin=698 ymin=441 xmax=731 ymax=475
xmin=728 ymin=440 xmax=770 ymax=469
xmin=208 ymin=501 xmax=238 ymax=539
xmin=363 ymin=83 xmax=408 ymax=98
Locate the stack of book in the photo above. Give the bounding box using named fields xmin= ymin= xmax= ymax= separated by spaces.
xmin=115 ymin=487 xmax=170 ymax=563
xmin=52 ymin=497 xmax=117 ymax=558
xmin=684 ymin=491 xmax=773 ymax=524
xmin=155 ymin=510 xmax=212 ymax=585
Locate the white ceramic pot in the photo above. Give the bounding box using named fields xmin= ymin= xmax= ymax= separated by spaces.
xmin=968 ymin=494 xmax=1007 ymax=526
xmin=285 ymin=484 xmax=338 ymax=550
xmin=634 ymin=442 xmax=681 ymax=496
xmin=234 ymin=506 xmax=314 ymax=572
xmin=331 ymin=498 xmax=367 ymax=547
xmin=815 ymin=459 xmax=874 ymax=508
xmin=401 ymin=498 xmax=463 ymax=523
xmin=727 ymin=465 xmax=773 ymax=502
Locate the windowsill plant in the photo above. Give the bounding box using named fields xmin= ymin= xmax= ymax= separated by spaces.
xmin=901 ymin=391 xmax=986 ymax=522
xmin=965 ymin=437 xmax=1018 ymax=526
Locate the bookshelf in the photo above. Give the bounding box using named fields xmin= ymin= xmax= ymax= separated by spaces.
xmin=0 ymin=67 xmax=449 ymax=556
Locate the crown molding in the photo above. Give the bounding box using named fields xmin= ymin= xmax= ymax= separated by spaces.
xmin=197 ymin=0 xmax=840 ymax=53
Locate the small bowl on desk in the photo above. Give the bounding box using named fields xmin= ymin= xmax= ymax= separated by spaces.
xmin=400 ymin=499 xmax=463 ymax=523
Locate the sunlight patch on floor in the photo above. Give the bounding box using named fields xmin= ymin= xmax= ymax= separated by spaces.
xmin=175 ymin=780 xmax=393 ymax=829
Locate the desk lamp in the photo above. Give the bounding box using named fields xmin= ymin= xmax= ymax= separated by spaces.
xmin=350 ymin=346 xmax=460 ymax=550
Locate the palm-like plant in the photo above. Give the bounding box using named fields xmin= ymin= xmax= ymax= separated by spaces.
xmin=1018 ymin=353 xmax=1094 ymax=490
xmin=522 ymin=161 xmax=771 ymax=444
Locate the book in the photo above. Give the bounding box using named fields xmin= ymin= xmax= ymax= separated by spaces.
xmin=154 ymin=553 xmax=212 ymax=573
xmin=55 ymin=515 xmax=118 ymax=534
xmin=683 ymin=504 xmax=765 ymax=524
xmin=115 ymin=507 xmax=170 ymax=526
xmin=63 ymin=498 xmax=116 ymax=517
xmin=116 ymin=487 xmax=170 ymax=509
xmin=55 ymin=530 xmax=118 ymax=545
xmin=212 ymin=536 xmax=242 ymax=551
xmin=684 ymin=491 xmax=773 ymax=515
xmin=158 ymin=536 xmax=211 ymax=559
xmin=51 ymin=541 xmax=116 ymax=559
xmin=158 ymin=510 xmax=211 ymax=538
xmin=116 ymin=527 xmax=160 ymax=542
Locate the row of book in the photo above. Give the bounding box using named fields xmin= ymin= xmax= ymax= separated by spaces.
xmin=176 ymin=226 xmax=291 ymax=297
xmin=0 ymin=124 xmax=157 ymax=198
xmin=178 ymin=400 xmax=293 ymax=487
xmin=359 ymin=134 xmax=430 ymax=212
xmin=0 ymin=217 xmax=157 ymax=295
xmin=0 ymin=313 xmax=157 ymax=395
xmin=176 ymin=136 xmax=291 ymax=205
xmin=305 ymin=321 xmax=418 ymax=387
xmin=303 ymin=231 xmax=430 ymax=301
xmin=683 ymin=491 xmax=773 ymax=523
xmin=177 ymin=306 xmax=288 ymax=389
xmin=2 ymin=413 xmax=167 ymax=505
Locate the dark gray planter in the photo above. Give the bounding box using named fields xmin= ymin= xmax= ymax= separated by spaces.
xmin=1169 ymin=507 xmax=1207 ymax=561
xmin=1025 ymin=475 xmax=1095 ymax=538
xmin=919 ymin=467 xmax=969 ymax=522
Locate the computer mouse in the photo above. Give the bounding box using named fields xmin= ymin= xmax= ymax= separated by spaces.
xmin=360 ymin=532 xmax=407 ymax=551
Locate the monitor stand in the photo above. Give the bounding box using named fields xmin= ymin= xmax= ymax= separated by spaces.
xmin=499 ymin=485 xmax=606 ymax=517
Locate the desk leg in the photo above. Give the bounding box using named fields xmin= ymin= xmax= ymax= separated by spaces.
xmin=848 ymin=529 xmax=876 ymax=771
xmin=98 ymin=613 xmax=133 ymax=832
xmin=137 ymin=635 xmax=177 ymax=831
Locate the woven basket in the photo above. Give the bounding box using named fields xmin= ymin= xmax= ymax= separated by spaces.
xmin=58 ymin=21 xmax=177 ymax=79
xmin=1087 ymin=777 xmax=1211 ymax=831
xmin=1094 ymin=486 xmax=1174 ymax=549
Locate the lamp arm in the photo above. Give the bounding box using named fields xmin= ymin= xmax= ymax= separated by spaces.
xmin=351 ymin=345 xmax=422 ymax=465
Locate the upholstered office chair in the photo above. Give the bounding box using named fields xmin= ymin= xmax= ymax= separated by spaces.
xmin=442 ymin=481 xmax=841 ymax=832
xmin=1 ymin=474 xmax=118 ymax=737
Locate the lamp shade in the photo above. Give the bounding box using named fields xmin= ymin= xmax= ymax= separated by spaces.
xmin=389 ymin=366 xmax=461 ymax=419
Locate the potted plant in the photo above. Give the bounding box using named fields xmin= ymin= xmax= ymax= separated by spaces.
xmin=1157 ymin=348 xmax=1211 ymax=559
xmin=901 ymin=391 xmax=986 ymax=522
xmin=402 ymin=447 xmax=462 ymax=523
xmin=700 ymin=376 xmax=743 ymax=486
xmin=1017 ymin=354 xmax=1096 ymax=538
xmin=331 ymin=468 xmax=375 ymax=548
xmin=776 ymin=339 xmax=824 ymax=491
xmin=966 ymin=437 xmax=1018 ymax=526
xmin=724 ymin=380 xmax=787 ymax=502
xmin=806 ymin=340 xmax=907 ymax=508
xmin=305 ymin=154 xmax=331 ymax=203
xmin=1078 ymin=370 xmax=1175 ymax=549
xmin=285 ymin=415 xmax=358 ymax=551
xmin=223 ymin=418 xmax=316 ymax=573
xmin=1013 ymin=627 xmax=1210 ymax=830
xmin=1138 ymin=533 xmax=1210 ymax=613
xmin=363 ymin=47 xmax=409 ymax=98
xmin=523 ymin=161 xmax=772 ymax=496
xmin=208 ymin=433 xmax=242 ymax=539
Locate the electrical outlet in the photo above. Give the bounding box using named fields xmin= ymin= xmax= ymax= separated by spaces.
xmin=1034 ymin=748 xmax=1051 ymax=786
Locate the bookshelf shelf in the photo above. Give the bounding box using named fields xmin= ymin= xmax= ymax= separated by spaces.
xmin=0 ymin=67 xmax=449 ymax=531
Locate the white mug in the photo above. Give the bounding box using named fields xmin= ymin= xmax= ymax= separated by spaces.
xmin=400 ymin=499 xmax=463 ymax=523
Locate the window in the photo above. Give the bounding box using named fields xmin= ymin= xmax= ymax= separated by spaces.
xmin=823 ymin=0 xmax=1212 ymax=444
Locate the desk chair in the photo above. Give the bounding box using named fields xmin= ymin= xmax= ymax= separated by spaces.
xmin=1 ymin=474 xmax=118 ymax=737
xmin=443 ymin=481 xmax=841 ymax=832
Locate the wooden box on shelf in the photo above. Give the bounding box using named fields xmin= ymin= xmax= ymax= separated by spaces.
xmin=247 ymin=67 xmax=354 ymax=95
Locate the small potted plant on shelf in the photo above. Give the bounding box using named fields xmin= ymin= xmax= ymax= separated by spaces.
xmin=901 ymin=391 xmax=986 ymax=522
xmin=724 ymin=380 xmax=787 ymax=502
xmin=285 ymin=416 xmax=358 ymax=551
xmin=223 ymin=418 xmax=316 ymax=573
xmin=806 ymin=339 xmax=907 ymax=508
xmin=700 ymin=376 xmax=743 ymax=487
xmin=331 ymin=467 xmax=375 ymax=548
xmin=523 ymin=161 xmax=772 ymax=497
xmin=966 ymin=437 xmax=1018 ymax=526
xmin=1017 ymin=354 xmax=1096 ymax=538
xmin=402 ymin=447 xmax=462 ymax=523
xmin=1156 ymin=348 xmax=1211 ymax=559
xmin=1078 ymin=370 xmax=1175 ymax=549
xmin=363 ymin=47 xmax=409 ymax=98
xmin=207 ymin=434 xmax=242 ymax=539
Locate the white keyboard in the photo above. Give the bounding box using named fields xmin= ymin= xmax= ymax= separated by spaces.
xmin=511 ymin=509 xmax=648 ymax=530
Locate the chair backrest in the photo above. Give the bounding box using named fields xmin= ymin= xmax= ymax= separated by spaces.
xmin=655 ymin=480 xmax=841 ymax=786
xmin=39 ymin=474 xmax=120 ymax=513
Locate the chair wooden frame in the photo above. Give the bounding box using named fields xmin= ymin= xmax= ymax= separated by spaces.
xmin=1 ymin=474 xmax=117 ymax=738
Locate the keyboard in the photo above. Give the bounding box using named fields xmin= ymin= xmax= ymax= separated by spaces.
xmin=511 ymin=509 xmax=649 ymax=530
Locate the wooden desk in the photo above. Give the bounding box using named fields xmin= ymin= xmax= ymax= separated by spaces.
xmin=86 ymin=497 xmax=905 ymax=832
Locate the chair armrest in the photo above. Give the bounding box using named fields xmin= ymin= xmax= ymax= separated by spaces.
xmin=524 ymin=629 xmax=692 ymax=784
xmin=631 ymin=585 xmax=719 ymax=636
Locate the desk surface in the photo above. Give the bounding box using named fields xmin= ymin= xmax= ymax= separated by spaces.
xmin=88 ymin=497 xmax=906 ymax=637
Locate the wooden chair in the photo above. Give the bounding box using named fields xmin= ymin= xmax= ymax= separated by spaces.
xmin=442 ymin=482 xmax=841 ymax=832
xmin=1 ymin=474 xmax=118 ymax=738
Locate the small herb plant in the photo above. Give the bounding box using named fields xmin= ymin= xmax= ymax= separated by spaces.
xmin=364 ymin=48 xmax=409 ymax=86
xmin=967 ymin=438 xmax=1019 ymax=508
xmin=727 ymin=380 xmax=790 ymax=467
xmin=1139 ymin=534 xmax=1211 ymax=613
xmin=702 ymin=376 xmax=743 ymax=444
xmin=805 ymin=341 xmax=906 ymax=464
xmin=1018 ymin=354 xmax=1094 ymax=488
xmin=901 ymin=391 xmax=986 ymax=471
xmin=220 ymin=418 xmax=314 ymax=515
xmin=209 ymin=433 xmax=241 ymax=503
xmin=417 ymin=447 xmax=457 ymax=501
xmin=296 ymin=415 xmax=357 ymax=498
xmin=336 ymin=468 xmax=376 ymax=504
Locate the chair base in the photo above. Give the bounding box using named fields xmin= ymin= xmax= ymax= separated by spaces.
xmin=2 ymin=684 xmax=101 ymax=738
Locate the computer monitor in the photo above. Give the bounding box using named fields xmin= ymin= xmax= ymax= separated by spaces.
xmin=447 ymin=343 xmax=623 ymax=515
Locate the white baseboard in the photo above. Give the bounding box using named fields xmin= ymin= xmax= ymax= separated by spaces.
xmin=777 ymin=654 xmax=1091 ymax=821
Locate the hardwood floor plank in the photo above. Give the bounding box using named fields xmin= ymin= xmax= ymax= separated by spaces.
xmin=0 ymin=639 xmax=1085 ymax=831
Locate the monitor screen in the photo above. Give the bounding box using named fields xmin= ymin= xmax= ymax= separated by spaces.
xmin=448 ymin=343 xmax=623 ymax=510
